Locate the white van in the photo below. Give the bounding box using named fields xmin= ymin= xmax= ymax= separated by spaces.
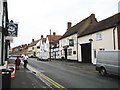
xmin=96 ymin=50 xmax=120 ymax=76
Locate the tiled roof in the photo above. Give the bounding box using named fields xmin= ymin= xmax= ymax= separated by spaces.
xmin=28 ymin=39 xmax=40 ymax=47
xmin=47 ymin=35 xmax=62 ymax=43
xmin=40 ymin=38 xmax=46 ymax=43
xmin=78 ymin=12 xmax=120 ymax=37
xmin=60 ymin=14 xmax=97 ymax=39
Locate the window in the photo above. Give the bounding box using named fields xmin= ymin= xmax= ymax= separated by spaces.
xmin=67 ymin=49 xmax=72 ymax=56
xmin=32 ymin=47 xmax=34 ymax=50
xmin=99 ymin=48 xmax=105 ymax=51
xmin=94 ymin=49 xmax=96 ymax=58
xmin=37 ymin=46 xmax=40 ymax=49
xmin=73 ymin=51 xmax=76 ymax=54
xmin=69 ymin=39 xmax=74 ymax=46
xmin=96 ymin=32 xmax=102 ymax=40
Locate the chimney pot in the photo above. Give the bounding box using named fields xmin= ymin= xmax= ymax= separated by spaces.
xmin=32 ymin=39 xmax=34 ymax=42
xmin=41 ymin=35 xmax=43 ymax=38
xmin=53 ymin=32 xmax=56 ymax=35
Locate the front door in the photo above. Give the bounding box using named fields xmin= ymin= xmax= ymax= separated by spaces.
xmin=81 ymin=43 xmax=91 ymax=63
xmin=64 ymin=48 xmax=67 ymax=59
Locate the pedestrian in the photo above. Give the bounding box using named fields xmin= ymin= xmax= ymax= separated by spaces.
xmin=23 ymin=54 xmax=28 ymax=68
xmin=15 ymin=56 xmax=21 ymax=70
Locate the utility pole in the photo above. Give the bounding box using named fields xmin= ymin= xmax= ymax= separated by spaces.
xmin=50 ymin=29 xmax=51 ymax=61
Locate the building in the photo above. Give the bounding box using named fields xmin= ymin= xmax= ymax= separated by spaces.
xmin=27 ymin=39 xmax=39 ymax=57
xmin=44 ymin=32 xmax=61 ymax=60
xmin=0 ymin=0 xmax=10 ymax=65
xmin=77 ymin=12 xmax=120 ymax=64
xmin=59 ymin=14 xmax=97 ymax=61
xmin=36 ymin=35 xmax=47 ymax=60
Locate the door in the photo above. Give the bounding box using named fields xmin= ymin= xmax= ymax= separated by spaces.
xmin=64 ymin=48 xmax=67 ymax=59
xmin=81 ymin=43 xmax=91 ymax=63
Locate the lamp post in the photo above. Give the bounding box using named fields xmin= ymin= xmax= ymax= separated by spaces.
xmin=50 ymin=29 xmax=51 ymax=61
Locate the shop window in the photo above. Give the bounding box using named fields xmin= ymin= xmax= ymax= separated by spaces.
xmin=67 ymin=49 xmax=72 ymax=56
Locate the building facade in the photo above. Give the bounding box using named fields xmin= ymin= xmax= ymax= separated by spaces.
xmin=77 ymin=12 xmax=120 ymax=64
xmin=59 ymin=14 xmax=97 ymax=61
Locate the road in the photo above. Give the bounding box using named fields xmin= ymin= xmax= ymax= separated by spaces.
xmin=28 ymin=58 xmax=119 ymax=89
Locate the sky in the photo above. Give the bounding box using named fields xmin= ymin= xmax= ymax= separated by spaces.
xmin=7 ymin=0 xmax=120 ymax=48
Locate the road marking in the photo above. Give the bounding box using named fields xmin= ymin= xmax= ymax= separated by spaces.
xmin=27 ymin=64 xmax=68 ymax=90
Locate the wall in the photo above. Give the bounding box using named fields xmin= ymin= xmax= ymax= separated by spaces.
xmin=78 ymin=27 xmax=118 ymax=64
xmin=0 ymin=32 xmax=2 ymax=64
xmin=59 ymin=34 xmax=78 ymax=60
xmin=0 ymin=0 xmax=3 ymax=26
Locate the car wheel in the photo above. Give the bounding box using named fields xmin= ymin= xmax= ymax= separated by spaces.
xmin=99 ymin=67 xmax=107 ymax=76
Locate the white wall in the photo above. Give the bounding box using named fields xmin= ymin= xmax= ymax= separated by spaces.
xmin=0 ymin=0 xmax=3 ymax=26
xmin=0 ymin=32 xmax=2 ymax=64
xmin=59 ymin=34 xmax=78 ymax=60
xmin=78 ymin=27 xmax=118 ymax=64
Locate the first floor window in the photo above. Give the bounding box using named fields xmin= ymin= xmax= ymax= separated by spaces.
xmin=96 ymin=32 xmax=102 ymax=41
xmin=69 ymin=39 xmax=74 ymax=46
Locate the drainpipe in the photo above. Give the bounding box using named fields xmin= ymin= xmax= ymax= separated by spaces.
xmin=77 ymin=37 xmax=78 ymax=62
xmin=113 ymin=26 xmax=116 ymax=50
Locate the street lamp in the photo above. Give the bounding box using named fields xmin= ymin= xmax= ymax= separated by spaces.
xmin=50 ymin=29 xmax=51 ymax=61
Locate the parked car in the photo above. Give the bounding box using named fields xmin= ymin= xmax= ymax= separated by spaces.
xmin=96 ymin=50 xmax=120 ymax=76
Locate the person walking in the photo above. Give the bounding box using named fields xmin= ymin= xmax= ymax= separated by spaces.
xmin=23 ymin=54 xmax=28 ymax=68
xmin=15 ymin=56 xmax=21 ymax=70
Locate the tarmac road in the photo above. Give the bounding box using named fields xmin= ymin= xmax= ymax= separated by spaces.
xmin=28 ymin=58 xmax=119 ymax=89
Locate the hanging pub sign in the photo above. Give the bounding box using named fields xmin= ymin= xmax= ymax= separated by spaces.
xmin=69 ymin=39 xmax=74 ymax=46
xmin=7 ymin=20 xmax=18 ymax=37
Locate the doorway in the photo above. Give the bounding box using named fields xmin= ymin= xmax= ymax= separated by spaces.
xmin=81 ymin=43 xmax=91 ymax=63
xmin=64 ymin=48 xmax=67 ymax=59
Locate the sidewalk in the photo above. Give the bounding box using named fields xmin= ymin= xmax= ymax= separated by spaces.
xmin=10 ymin=60 xmax=50 ymax=89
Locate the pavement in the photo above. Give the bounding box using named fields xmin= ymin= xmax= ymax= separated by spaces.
xmin=6 ymin=59 xmax=51 ymax=89
xmin=7 ymin=58 xmax=97 ymax=89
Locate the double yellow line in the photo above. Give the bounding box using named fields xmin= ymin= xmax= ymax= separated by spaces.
xmin=28 ymin=65 xmax=67 ymax=90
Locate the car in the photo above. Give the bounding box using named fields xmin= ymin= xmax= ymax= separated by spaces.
xmin=96 ymin=50 xmax=120 ymax=76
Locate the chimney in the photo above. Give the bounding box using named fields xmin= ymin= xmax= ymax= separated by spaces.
xmin=90 ymin=14 xmax=97 ymax=24
xmin=32 ymin=39 xmax=34 ymax=43
xmin=67 ymin=22 xmax=72 ymax=30
xmin=53 ymin=32 xmax=56 ymax=35
xmin=41 ymin=35 xmax=43 ymax=39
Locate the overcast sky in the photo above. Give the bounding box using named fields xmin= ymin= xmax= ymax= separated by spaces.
xmin=7 ymin=0 xmax=120 ymax=48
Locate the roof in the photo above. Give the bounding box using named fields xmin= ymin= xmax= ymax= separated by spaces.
xmin=47 ymin=35 xmax=62 ymax=43
xmin=28 ymin=39 xmax=40 ymax=47
xmin=40 ymin=38 xmax=46 ymax=43
xmin=60 ymin=14 xmax=97 ymax=39
xmin=78 ymin=12 xmax=120 ymax=38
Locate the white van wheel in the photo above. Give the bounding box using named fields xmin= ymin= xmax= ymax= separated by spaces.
xmin=99 ymin=68 xmax=106 ymax=76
